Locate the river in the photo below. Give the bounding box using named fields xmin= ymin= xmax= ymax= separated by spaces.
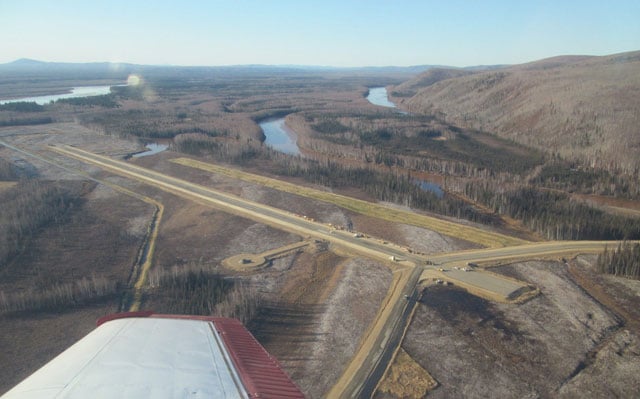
xmin=366 ymin=87 xmax=398 ymax=108
xmin=259 ymin=117 xmax=301 ymax=155
xmin=0 ymin=85 xmax=121 ymax=105
xmin=366 ymin=87 xmax=409 ymax=115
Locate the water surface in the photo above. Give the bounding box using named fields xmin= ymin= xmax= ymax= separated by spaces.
xmin=366 ymin=87 xmax=398 ymax=108
xmin=133 ymin=143 xmax=169 ymax=158
xmin=366 ymin=87 xmax=409 ymax=115
xmin=413 ymin=179 xmax=444 ymax=198
xmin=0 ymin=85 xmax=119 ymax=105
xmin=259 ymin=117 xmax=301 ymax=156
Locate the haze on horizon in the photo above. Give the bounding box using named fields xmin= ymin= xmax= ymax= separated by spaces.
xmin=1 ymin=0 xmax=639 ymax=68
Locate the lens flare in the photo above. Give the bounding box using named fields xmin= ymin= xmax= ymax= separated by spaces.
xmin=127 ymin=74 xmax=141 ymax=86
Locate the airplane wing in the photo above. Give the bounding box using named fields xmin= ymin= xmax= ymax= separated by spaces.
xmin=1 ymin=311 xmax=305 ymax=398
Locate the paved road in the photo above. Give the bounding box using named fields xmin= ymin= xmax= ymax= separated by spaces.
xmin=45 ymin=145 xmax=632 ymax=399
xmin=330 ymin=265 xmax=424 ymax=398
xmin=51 ymin=145 xmax=417 ymax=264
xmin=430 ymin=241 xmax=619 ymax=265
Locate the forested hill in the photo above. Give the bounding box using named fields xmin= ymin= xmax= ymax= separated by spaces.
xmin=390 ymin=51 xmax=640 ymax=174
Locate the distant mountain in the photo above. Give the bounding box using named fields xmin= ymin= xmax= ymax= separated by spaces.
xmin=391 ymin=50 xmax=640 ymax=173
xmin=7 ymin=58 xmax=48 ymax=66
xmin=0 ymin=59 xmax=137 ymax=81
xmin=0 ymin=59 xmax=507 ymax=81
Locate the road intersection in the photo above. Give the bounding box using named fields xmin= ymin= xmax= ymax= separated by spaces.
xmin=41 ymin=144 xmax=630 ymax=398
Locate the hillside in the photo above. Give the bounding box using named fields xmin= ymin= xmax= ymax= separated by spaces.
xmin=390 ymin=68 xmax=476 ymax=98
xmin=391 ymin=51 xmax=640 ymax=174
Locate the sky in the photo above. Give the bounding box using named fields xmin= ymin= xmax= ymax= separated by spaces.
xmin=1 ymin=0 xmax=639 ymax=67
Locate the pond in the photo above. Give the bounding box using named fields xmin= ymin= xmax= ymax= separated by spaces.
xmin=413 ymin=179 xmax=444 ymax=198
xmin=259 ymin=117 xmax=301 ymax=156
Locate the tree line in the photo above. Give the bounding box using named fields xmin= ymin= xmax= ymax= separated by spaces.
xmin=81 ymin=109 xmax=228 ymax=139
xmin=273 ymin=157 xmax=500 ymax=225
xmin=0 ymin=276 xmax=117 ymax=314
xmin=0 ymin=158 xmax=18 ymax=180
xmin=56 ymin=94 xmax=119 ymax=108
xmin=178 ymin=138 xmax=500 ymax=226
xmin=464 ymin=182 xmax=640 ymax=240
xmin=0 ymin=116 xmax=53 ymax=127
xmin=147 ymin=264 xmax=259 ymax=323
xmin=532 ymin=159 xmax=640 ymax=199
xmin=596 ymin=242 xmax=640 ymax=279
xmin=0 ymin=101 xmax=44 ymax=112
xmin=172 ymin=133 xmax=226 ymax=155
xmin=303 ymin=112 xmax=545 ymax=175
xmin=165 ymin=132 xmax=640 ymax=241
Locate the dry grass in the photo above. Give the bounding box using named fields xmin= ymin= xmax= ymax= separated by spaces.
xmin=171 ymin=157 xmax=528 ymax=248
xmin=0 ymin=181 xmax=17 ymax=192
xmin=376 ymin=348 xmax=438 ymax=398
